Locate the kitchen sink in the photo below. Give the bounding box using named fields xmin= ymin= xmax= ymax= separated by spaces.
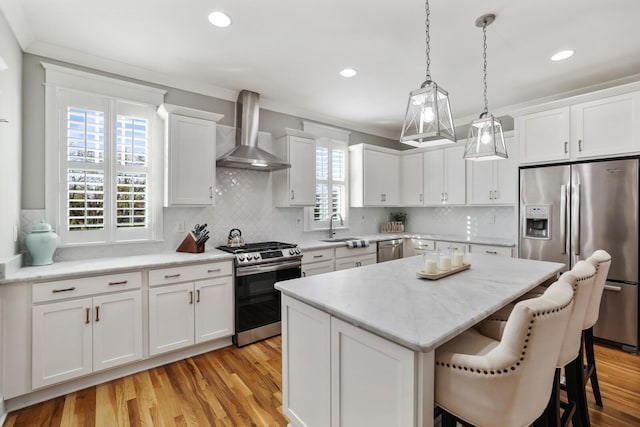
xmin=319 ymin=237 xmax=360 ymax=242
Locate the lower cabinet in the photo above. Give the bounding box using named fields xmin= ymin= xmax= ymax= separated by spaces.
xmin=302 ymin=248 xmax=335 ymax=277
xmin=32 ymin=290 xmax=142 ymax=389
xmin=149 ymin=276 xmax=233 ymax=356
xmin=302 ymin=260 xmax=334 ymax=277
xmin=282 ymin=295 xmax=417 ymax=427
xmin=334 ymin=245 xmax=377 ymax=271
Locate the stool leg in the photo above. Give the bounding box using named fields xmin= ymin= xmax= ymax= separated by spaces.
xmin=567 ymin=347 xmax=591 ymax=427
xmin=584 ymin=327 xmax=603 ymax=407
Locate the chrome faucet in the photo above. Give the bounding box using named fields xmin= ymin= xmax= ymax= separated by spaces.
xmin=329 ymin=213 xmax=344 ymax=238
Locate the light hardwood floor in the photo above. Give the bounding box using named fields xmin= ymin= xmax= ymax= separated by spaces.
xmin=4 ymin=338 xmax=639 ymax=426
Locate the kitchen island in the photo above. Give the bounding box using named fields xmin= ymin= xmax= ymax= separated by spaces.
xmin=275 ymin=253 xmax=564 ymax=427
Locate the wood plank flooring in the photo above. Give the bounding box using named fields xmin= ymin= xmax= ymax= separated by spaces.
xmin=4 ymin=338 xmax=639 ymax=426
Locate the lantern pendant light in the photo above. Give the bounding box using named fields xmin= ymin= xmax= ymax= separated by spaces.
xmin=464 ymin=14 xmax=507 ymax=161
xmin=400 ymin=0 xmax=456 ymax=147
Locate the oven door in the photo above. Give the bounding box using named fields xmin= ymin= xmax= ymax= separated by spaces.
xmin=235 ymin=260 xmax=301 ymax=335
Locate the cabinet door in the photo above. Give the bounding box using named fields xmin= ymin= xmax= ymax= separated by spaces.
xmin=358 ymin=254 xmax=377 ymax=268
xmin=518 ymin=107 xmax=570 ymax=164
xmin=167 ymin=114 xmax=216 ymax=206
xmin=194 ymin=277 xmax=234 ymax=344
xmin=149 ymin=282 xmax=195 ymax=356
xmin=32 ymin=298 xmax=93 ymax=388
xmin=444 ymin=146 xmax=466 ymax=205
xmin=400 ymin=153 xmax=424 ymax=206
xmin=424 ymin=150 xmax=445 ymax=205
xmin=330 ymin=317 xmax=416 ymax=427
xmin=334 ymin=257 xmax=358 ymax=271
xmin=302 ymin=260 xmax=334 ymax=277
xmin=92 ymin=290 xmax=143 ymax=372
xmin=494 ymin=136 xmax=518 ymax=204
xmin=572 ymin=92 xmax=640 ymax=159
xmin=288 ymin=136 xmax=317 ymax=206
xmin=467 ymin=158 xmax=494 ymax=205
xmin=364 ymin=150 xmax=399 ymax=205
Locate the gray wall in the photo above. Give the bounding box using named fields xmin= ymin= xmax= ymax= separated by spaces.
xmin=0 ymin=10 xmax=22 ymax=261
xmin=21 ymin=53 xmax=399 ymax=209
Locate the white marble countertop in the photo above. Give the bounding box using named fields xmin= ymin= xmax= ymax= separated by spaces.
xmin=0 ymin=250 xmax=235 ymax=284
xmin=275 ymin=253 xmax=563 ymax=352
xmin=296 ymin=232 xmax=515 ymax=251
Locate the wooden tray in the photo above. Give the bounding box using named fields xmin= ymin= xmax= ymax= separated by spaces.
xmin=416 ymin=263 xmax=470 ymax=280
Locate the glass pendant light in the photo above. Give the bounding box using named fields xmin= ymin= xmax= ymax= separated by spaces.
xmin=464 ymin=14 xmax=507 ymax=161
xmin=400 ymin=0 xmax=456 ymax=147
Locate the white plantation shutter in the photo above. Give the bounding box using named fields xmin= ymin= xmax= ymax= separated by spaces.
xmin=57 ymin=89 xmax=155 ymax=244
xmin=312 ymin=139 xmax=348 ymax=228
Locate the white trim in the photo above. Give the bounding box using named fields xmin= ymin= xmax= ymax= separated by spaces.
xmin=303 ymin=121 xmax=351 ymax=142
xmin=42 ymin=62 xmax=166 ymax=106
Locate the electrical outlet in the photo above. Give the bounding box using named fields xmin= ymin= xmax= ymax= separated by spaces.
xmin=176 ymin=220 xmax=185 ymax=233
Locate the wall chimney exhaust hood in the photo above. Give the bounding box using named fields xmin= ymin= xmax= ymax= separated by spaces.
xmin=216 ymin=90 xmax=291 ymax=171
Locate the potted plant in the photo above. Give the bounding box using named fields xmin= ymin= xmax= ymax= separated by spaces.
xmin=390 ymin=212 xmax=407 ymax=224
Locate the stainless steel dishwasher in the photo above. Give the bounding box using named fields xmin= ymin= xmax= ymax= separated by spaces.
xmin=377 ymin=239 xmax=404 ymax=263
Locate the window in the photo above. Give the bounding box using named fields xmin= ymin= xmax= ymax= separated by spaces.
xmin=44 ymin=63 xmax=166 ymax=246
xmin=307 ymin=138 xmax=349 ymax=230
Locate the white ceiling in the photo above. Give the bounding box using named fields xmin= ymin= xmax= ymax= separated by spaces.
xmin=2 ymin=0 xmax=640 ymax=140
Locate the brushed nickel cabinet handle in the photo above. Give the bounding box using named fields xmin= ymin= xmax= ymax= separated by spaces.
xmin=302 ymin=271 xmax=306 ymax=277
xmin=95 ymin=306 xmax=100 ymax=322
xmin=85 ymin=308 xmax=90 ymax=324
xmin=0 ymin=119 xmax=8 ymax=123
xmin=207 ymin=268 xmax=221 ymax=273
xmin=53 ymin=287 xmax=76 ymax=293
xmin=291 ymin=190 xmax=295 ymax=200
xmin=419 ymin=193 xmax=423 ymax=202
xmin=108 ymin=280 xmax=128 ymax=286
xmin=485 ymin=250 xmax=498 ymax=255
xmin=564 ymin=141 xmax=568 ymax=154
xmin=313 ymin=255 xmax=324 ymax=259
xmin=196 ymin=289 xmax=200 ymax=303
xmin=165 ymin=273 xmax=181 ymax=279
xmin=210 ymin=186 xmax=213 ymax=199
xmin=578 ymin=139 xmax=583 ymax=152
xmin=189 ymin=291 xmax=193 ymax=304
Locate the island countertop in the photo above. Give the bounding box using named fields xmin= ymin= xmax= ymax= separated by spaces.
xmin=275 ymin=253 xmax=564 ymax=352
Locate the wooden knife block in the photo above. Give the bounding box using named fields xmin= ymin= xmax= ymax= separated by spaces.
xmin=176 ymin=233 xmax=205 ymax=253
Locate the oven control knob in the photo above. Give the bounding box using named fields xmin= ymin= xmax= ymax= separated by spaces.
xmin=246 ymin=255 xmax=253 ymax=261
xmin=295 ymin=248 xmax=301 ymax=254
xmin=238 ymin=255 xmax=245 ymax=262
xmin=289 ymin=249 xmax=294 ymax=255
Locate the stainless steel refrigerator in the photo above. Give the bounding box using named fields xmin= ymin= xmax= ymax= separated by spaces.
xmin=519 ymin=158 xmax=639 ymax=352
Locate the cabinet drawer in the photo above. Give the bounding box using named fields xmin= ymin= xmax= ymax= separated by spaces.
xmin=149 ymin=261 xmax=232 ymax=286
xmin=412 ymin=239 xmax=436 ymax=251
xmin=33 ymin=271 xmax=142 ymax=303
xmin=469 ymin=244 xmax=513 ymax=257
xmin=335 ymin=245 xmax=376 ymax=259
xmin=436 ymin=241 xmax=468 ymax=252
xmin=302 ymin=248 xmax=334 ymax=264
xmin=302 ymin=260 xmax=334 ymax=277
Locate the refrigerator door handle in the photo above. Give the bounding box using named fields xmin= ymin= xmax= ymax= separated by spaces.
xmin=572 ymin=183 xmax=581 ymax=256
xmin=560 ymin=184 xmax=567 ymax=254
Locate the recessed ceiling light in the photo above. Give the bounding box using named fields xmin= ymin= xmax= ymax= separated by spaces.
xmin=339 ymin=68 xmax=357 ymax=78
xmin=551 ymin=50 xmax=574 ymax=61
xmin=208 ymin=11 xmax=231 ymax=28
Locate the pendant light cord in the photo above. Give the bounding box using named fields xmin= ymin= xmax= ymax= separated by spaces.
xmin=425 ymin=0 xmax=431 ymax=82
xmin=482 ymin=22 xmax=489 ymax=114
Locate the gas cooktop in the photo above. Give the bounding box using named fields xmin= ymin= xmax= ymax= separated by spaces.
xmin=216 ymin=241 xmax=301 ymax=266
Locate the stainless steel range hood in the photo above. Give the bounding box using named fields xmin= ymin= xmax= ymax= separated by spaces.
xmin=216 ymin=90 xmax=291 ymax=171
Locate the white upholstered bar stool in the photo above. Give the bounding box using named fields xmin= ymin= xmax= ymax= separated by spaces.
xmin=476 ymin=260 xmax=597 ymax=427
xmin=583 ymin=250 xmax=612 ymax=408
xmin=434 ymin=279 xmax=575 ymax=427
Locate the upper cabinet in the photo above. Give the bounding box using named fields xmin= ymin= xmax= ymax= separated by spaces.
xmin=518 ymin=91 xmax=640 ymax=165
xmin=272 ymin=129 xmax=317 ymax=207
xmin=467 ymin=134 xmax=518 ymax=205
xmin=157 ymin=104 xmax=223 ymax=206
xmin=400 ymin=153 xmax=424 ymax=206
xmin=350 ymin=144 xmax=399 ymax=207
xmin=423 ymin=145 xmax=466 ymax=206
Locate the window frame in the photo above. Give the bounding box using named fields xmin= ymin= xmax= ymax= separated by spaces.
xmin=43 ymin=63 xmax=166 ymax=247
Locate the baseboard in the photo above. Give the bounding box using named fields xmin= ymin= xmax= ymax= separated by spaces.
xmin=4 ymin=337 xmax=232 ymax=413
xmin=0 ymin=398 xmax=6 ymax=425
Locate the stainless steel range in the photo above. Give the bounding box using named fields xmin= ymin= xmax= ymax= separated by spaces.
xmin=216 ymin=241 xmax=302 ymax=346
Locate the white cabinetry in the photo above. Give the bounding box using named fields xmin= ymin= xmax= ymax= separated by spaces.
xmin=148 ymin=262 xmax=233 ymax=356
xmin=424 ymin=145 xmax=466 ymax=205
xmin=518 ymin=91 xmax=640 ymax=164
xmin=334 ymin=245 xmax=377 ymax=271
xmin=281 ymin=295 xmax=418 ymax=427
xmin=400 ymin=152 xmax=424 ymax=206
xmin=467 ymin=135 xmax=518 ymax=204
xmin=302 ymin=248 xmax=334 ymax=277
xmin=469 ymin=243 xmax=513 ymax=257
xmin=350 ymin=144 xmax=400 ymax=206
xmin=158 ymin=104 xmax=223 ymax=206
xmin=273 ymin=129 xmax=316 ymax=207
xmin=31 ymin=272 xmax=143 ymax=389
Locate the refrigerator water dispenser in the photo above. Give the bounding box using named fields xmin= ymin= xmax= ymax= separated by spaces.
xmin=524 ymin=205 xmax=551 ymax=239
